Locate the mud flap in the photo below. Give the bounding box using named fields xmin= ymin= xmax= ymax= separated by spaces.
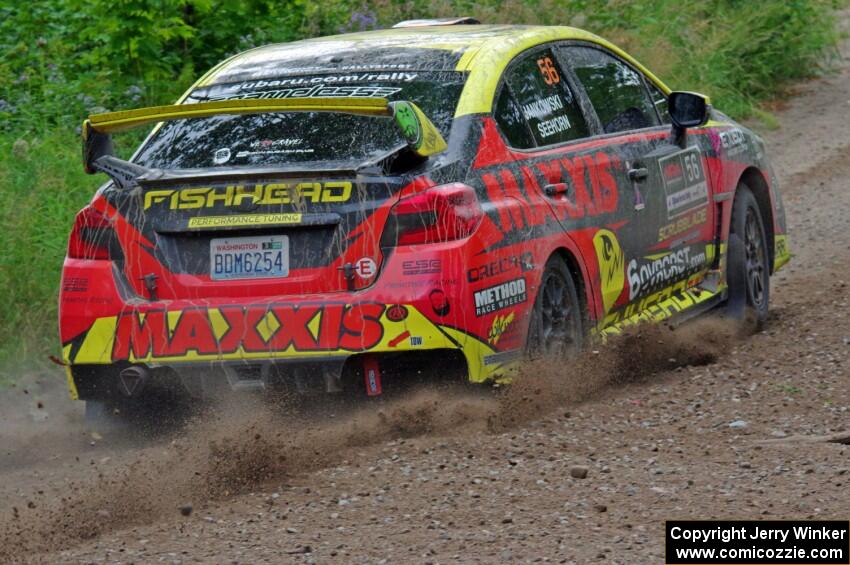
xmin=723 ymin=233 xmax=747 ymax=320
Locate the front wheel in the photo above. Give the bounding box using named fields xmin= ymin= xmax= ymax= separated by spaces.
xmin=725 ymin=184 xmax=770 ymax=328
xmin=526 ymin=256 xmax=584 ymax=358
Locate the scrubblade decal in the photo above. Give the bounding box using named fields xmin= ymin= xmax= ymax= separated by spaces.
xmin=657 ymin=207 xmax=707 ymax=242
xmin=602 ymin=276 xmax=716 ymax=332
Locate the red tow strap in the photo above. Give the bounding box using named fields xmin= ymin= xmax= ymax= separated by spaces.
xmin=363 ymin=356 xmax=382 ymax=396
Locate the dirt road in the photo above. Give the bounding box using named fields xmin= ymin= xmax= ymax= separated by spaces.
xmin=1 ymin=19 xmax=849 ymax=564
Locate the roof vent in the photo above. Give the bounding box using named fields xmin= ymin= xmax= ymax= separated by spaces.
xmin=392 ymin=17 xmax=481 ymax=29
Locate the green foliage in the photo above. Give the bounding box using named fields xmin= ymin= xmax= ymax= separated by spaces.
xmin=0 ymin=0 xmax=315 ymax=131
xmin=0 ymin=132 xmax=100 ymax=364
xmin=0 ymin=0 xmax=841 ymax=371
xmin=78 ymin=0 xmax=197 ymax=82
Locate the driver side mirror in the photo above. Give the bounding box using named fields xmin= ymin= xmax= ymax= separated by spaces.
xmin=668 ymin=91 xmax=711 ymax=147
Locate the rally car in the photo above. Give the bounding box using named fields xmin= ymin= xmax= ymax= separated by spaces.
xmin=59 ymin=19 xmax=790 ymax=417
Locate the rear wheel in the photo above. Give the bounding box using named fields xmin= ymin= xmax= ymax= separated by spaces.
xmin=526 ymin=256 xmax=583 ymax=358
xmin=725 ymin=184 xmax=770 ymax=328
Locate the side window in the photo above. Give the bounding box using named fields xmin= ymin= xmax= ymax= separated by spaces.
xmin=562 ymin=46 xmax=660 ymax=134
xmin=494 ymin=87 xmax=535 ymax=149
xmin=495 ymin=48 xmax=589 ymax=148
xmin=647 ymin=81 xmax=671 ymax=124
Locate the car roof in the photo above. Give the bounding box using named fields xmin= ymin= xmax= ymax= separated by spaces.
xmin=192 ymin=25 xmax=669 ymax=117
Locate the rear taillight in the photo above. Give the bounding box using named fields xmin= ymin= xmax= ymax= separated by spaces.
xmin=382 ymin=183 xmax=483 ymax=246
xmin=67 ymin=206 xmax=114 ymax=260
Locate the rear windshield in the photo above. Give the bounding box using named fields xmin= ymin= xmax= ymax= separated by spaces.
xmin=134 ymin=71 xmax=465 ymax=169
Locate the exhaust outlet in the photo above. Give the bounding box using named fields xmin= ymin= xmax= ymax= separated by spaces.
xmin=119 ymin=365 xmax=149 ymax=396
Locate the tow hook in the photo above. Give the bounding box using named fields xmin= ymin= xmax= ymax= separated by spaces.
xmin=363 ymin=356 xmax=382 ymax=396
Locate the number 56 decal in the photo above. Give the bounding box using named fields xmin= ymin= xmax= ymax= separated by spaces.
xmin=658 ymin=147 xmax=709 ymax=219
xmin=537 ymin=57 xmax=560 ymax=85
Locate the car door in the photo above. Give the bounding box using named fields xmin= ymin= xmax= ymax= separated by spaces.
xmin=556 ymin=44 xmax=715 ymax=312
xmin=485 ymin=45 xmax=637 ymax=323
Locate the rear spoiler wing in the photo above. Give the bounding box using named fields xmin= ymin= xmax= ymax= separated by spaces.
xmin=82 ymin=97 xmax=448 ymax=185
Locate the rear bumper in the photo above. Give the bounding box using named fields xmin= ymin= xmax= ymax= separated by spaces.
xmin=59 ymin=247 xmax=528 ymax=397
xmin=67 ymin=349 xmax=471 ymax=401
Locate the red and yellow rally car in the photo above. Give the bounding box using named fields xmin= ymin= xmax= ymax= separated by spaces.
xmin=59 ymin=19 xmax=790 ymax=414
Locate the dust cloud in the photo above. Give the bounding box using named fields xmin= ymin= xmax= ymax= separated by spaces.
xmin=0 ymin=317 xmax=736 ymax=561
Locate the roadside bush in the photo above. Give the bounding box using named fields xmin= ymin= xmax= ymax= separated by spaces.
xmin=0 ymin=1 xmax=318 ymax=130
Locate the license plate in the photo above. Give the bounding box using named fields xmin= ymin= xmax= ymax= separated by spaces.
xmin=210 ymin=235 xmax=288 ymax=281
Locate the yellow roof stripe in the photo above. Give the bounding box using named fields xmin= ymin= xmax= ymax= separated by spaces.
xmin=454 ymin=26 xmax=670 ymax=116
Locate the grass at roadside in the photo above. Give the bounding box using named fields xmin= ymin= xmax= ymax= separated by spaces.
xmin=0 ymin=0 xmax=842 ymax=374
xmin=0 ymin=132 xmax=100 ymax=369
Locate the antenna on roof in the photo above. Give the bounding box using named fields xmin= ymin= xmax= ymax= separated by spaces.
xmin=392 ymin=17 xmax=481 ymax=28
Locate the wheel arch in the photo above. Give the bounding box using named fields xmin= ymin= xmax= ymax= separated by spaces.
xmin=738 ymin=167 xmax=775 ymax=274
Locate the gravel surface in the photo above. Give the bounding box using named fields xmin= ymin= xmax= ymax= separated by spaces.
xmin=1 ymin=15 xmax=848 ymax=564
